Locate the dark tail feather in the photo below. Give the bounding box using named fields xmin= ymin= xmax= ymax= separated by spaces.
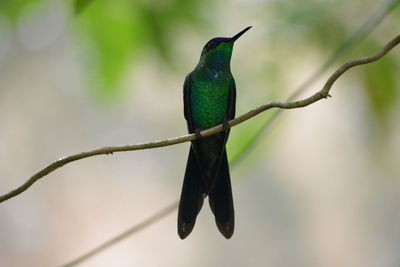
xmin=208 ymin=150 xmax=234 ymax=239
xmin=178 ymin=146 xmax=205 ymax=239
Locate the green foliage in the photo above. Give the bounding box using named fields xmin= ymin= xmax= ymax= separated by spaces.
xmin=0 ymin=0 xmax=212 ymax=101
xmin=228 ymin=113 xmax=275 ymax=166
xmin=1 ymin=0 xmax=398 ymax=147
xmin=74 ymin=0 xmax=94 ymax=14
xmin=0 ymin=0 xmax=42 ymax=21
xmin=362 ymin=44 xmax=398 ymax=129
xmin=73 ymin=0 xmax=211 ymax=101
xmin=268 ymin=0 xmax=347 ymax=51
xmin=74 ymin=0 xmax=145 ymax=100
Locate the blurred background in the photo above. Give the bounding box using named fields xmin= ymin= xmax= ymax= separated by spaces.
xmin=0 ymin=0 xmax=400 ymax=266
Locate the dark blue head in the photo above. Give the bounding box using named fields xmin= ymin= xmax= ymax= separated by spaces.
xmin=200 ymin=27 xmax=252 ymax=55
xmin=198 ymin=26 xmax=252 ymax=67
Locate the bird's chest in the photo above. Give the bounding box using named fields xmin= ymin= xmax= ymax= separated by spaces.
xmin=190 ymin=75 xmax=230 ymax=129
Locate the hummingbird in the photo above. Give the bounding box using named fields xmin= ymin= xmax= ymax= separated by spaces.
xmin=178 ymin=26 xmax=252 ymax=239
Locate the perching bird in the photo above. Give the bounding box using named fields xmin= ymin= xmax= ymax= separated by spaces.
xmin=178 ymin=26 xmax=252 ymax=239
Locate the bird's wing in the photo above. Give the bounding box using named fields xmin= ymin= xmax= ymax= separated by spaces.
xmin=228 ymin=78 xmax=236 ymax=121
xmin=183 ymin=72 xmax=195 ymax=133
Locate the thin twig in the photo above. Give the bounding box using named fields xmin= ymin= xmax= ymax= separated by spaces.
xmin=0 ymin=35 xmax=399 ymax=204
xmin=229 ymin=0 xmax=400 ymax=166
xmin=60 ymin=200 xmax=179 ymax=267
xmin=59 ymin=35 xmax=399 ymax=266
xmin=58 ymin=5 xmax=400 ymax=263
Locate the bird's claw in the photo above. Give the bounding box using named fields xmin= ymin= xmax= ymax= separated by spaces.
xmin=195 ymin=128 xmax=203 ymax=139
xmin=222 ymin=120 xmax=230 ymax=131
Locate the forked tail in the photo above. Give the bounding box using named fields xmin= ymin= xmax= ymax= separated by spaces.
xmin=208 ymin=150 xmax=234 ymax=238
xmin=177 ymin=146 xmax=205 ymax=239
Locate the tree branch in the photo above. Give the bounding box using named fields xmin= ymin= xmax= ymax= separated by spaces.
xmin=0 ymin=34 xmax=399 ymax=204
xmin=61 ymin=200 xmax=179 ymax=267
xmin=230 ymin=0 xmax=400 ymax=166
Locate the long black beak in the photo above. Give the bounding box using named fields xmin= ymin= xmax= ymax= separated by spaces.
xmin=231 ymin=26 xmax=252 ymax=42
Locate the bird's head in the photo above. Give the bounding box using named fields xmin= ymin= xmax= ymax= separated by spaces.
xmin=198 ymin=26 xmax=252 ymax=68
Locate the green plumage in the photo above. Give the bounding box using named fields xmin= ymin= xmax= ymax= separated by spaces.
xmin=190 ymin=41 xmax=234 ymax=129
xmin=178 ymin=27 xmax=251 ymax=239
xmin=190 ymin=72 xmax=232 ymax=129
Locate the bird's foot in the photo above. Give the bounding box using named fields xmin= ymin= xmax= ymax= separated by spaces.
xmin=222 ymin=119 xmax=230 ymax=131
xmin=195 ymin=128 xmax=203 ymax=139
